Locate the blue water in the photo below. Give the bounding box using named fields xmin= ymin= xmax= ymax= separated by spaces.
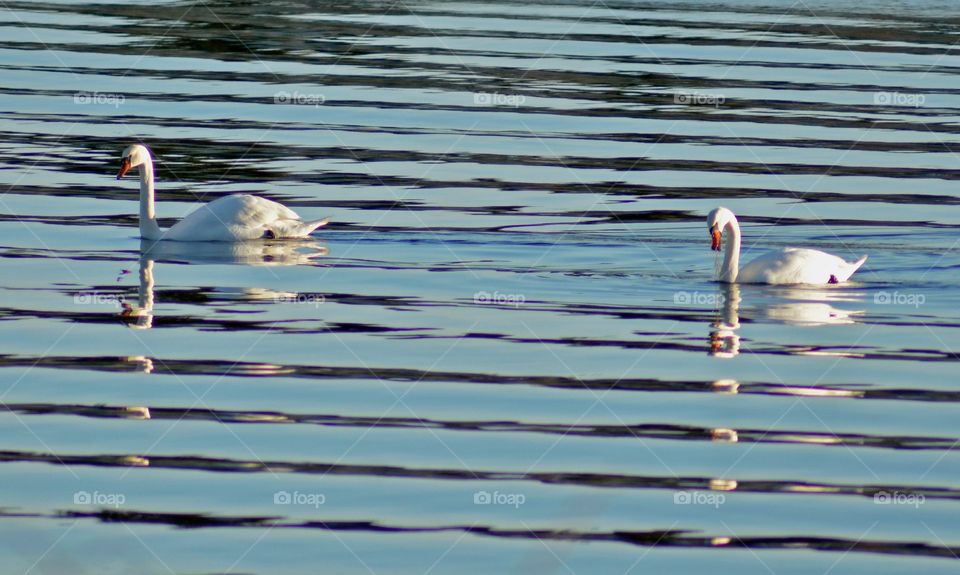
xmin=0 ymin=0 xmax=959 ymax=573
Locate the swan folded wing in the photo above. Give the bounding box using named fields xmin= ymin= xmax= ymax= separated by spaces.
xmin=164 ymin=194 xmax=309 ymax=241
xmin=738 ymin=248 xmax=856 ymax=285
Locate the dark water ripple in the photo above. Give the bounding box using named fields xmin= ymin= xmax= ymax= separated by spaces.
xmin=1 ymin=0 xmax=960 ymax=572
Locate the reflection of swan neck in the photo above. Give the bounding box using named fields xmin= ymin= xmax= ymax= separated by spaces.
xmin=138 ymin=155 xmax=162 ymax=240
xmin=710 ymin=284 xmax=741 ymax=357
xmin=127 ymin=255 xmax=154 ymax=330
xmin=709 ymin=332 xmax=740 ymax=358
xmin=720 ymin=283 xmax=740 ymax=328
xmin=711 ymin=428 xmax=739 ymax=443
xmin=127 ymin=356 xmax=154 ymax=374
xmin=712 ymin=379 xmax=740 ymax=394
xmin=141 ymin=258 xmax=154 ymax=312
xmin=720 ymin=216 xmax=741 ymax=283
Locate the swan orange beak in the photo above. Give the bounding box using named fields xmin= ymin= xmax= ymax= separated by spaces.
xmin=117 ymin=157 xmax=132 ymax=180
xmin=711 ymin=228 xmax=722 ymax=251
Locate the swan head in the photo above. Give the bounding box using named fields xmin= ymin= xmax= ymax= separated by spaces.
xmin=707 ymin=206 xmax=736 ymax=251
xmin=117 ymin=144 xmax=151 ymax=179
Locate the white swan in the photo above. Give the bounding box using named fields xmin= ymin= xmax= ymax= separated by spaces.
xmin=707 ymin=207 xmax=866 ymax=285
xmin=117 ymin=144 xmax=329 ymax=241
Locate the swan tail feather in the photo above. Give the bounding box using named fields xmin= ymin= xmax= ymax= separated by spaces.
xmin=304 ymin=217 xmax=330 ymax=231
xmin=836 ymin=255 xmax=867 ymax=282
xmin=265 ymin=217 xmax=330 ymax=239
xmin=298 ymin=217 xmax=330 ymax=237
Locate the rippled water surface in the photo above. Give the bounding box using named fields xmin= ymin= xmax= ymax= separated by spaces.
xmin=2 ymin=0 xmax=959 ymax=573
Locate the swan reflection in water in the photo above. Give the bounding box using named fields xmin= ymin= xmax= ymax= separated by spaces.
xmin=765 ymin=286 xmax=864 ymax=327
xmin=120 ymin=239 xmax=328 ymax=330
xmin=709 ymin=284 xmax=742 ymax=358
xmin=709 ymin=284 xmax=864 ymax=358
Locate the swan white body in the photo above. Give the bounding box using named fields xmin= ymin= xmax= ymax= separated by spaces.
xmin=117 ymin=144 xmax=328 ymax=241
xmin=707 ymin=207 xmax=866 ymax=285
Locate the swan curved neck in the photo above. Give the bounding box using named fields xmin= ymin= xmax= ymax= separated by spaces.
xmin=138 ymin=157 xmax=163 ymax=240
xmin=720 ymin=216 xmax=741 ymax=283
